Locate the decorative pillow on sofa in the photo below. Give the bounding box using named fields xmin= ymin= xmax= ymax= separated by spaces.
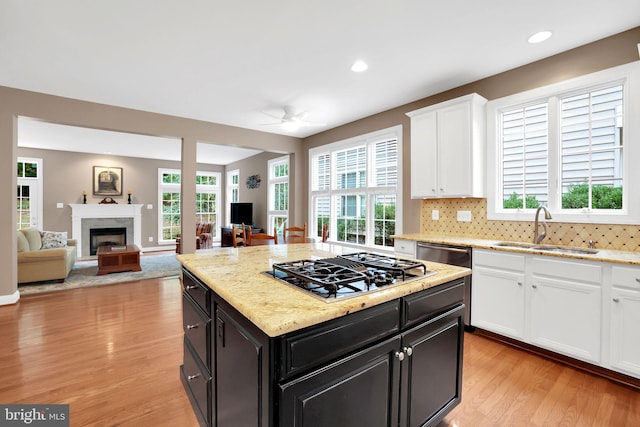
xmin=41 ymin=231 xmax=68 ymax=249
xmin=21 ymin=227 xmax=42 ymax=250
xmin=17 ymin=232 xmax=30 ymax=252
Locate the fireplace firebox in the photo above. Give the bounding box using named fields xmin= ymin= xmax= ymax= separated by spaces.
xmin=90 ymin=227 xmax=126 ymax=255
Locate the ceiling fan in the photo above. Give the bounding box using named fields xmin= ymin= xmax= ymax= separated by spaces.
xmin=262 ymin=106 xmax=326 ymax=132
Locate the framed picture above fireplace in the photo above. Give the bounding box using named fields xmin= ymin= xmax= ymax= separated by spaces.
xmin=93 ymin=166 xmax=123 ymax=196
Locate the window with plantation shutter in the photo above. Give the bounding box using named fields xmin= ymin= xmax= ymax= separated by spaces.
xmin=374 ymin=138 xmax=398 ymax=187
xmin=336 ymin=146 xmax=366 ymax=189
xmin=501 ymin=103 xmax=549 ymax=208
xmin=309 ymin=126 xmax=402 ymax=248
xmin=560 ymin=85 xmax=623 ymax=210
xmin=487 ymin=62 xmax=640 ymax=224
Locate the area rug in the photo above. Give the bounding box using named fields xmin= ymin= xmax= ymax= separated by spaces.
xmin=18 ymin=253 xmax=181 ymax=296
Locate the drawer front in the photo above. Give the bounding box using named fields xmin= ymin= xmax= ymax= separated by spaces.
xmin=183 ymin=294 xmax=211 ymax=370
xmin=183 ymin=268 xmax=211 ymax=315
xmin=473 ymin=249 xmax=525 ymax=271
xmin=403 ymin=279 xmax=465 ymax=328
xmin=394 ymin=239 xmax=416 ymax=257
xmin=182 ymin=338 xmax=211 ymax=426
xmin=280 ymin=300 xmax=400 ymax=379
xmin=612 ymin=265 xmax=640 ymax=290
xmin=531 ymin=257 xmax=601 ymax=284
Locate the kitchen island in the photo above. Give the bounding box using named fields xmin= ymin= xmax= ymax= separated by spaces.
xmin=177 ymin=243 xmax=471 ymax=427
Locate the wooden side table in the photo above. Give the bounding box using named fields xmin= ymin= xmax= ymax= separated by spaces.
xmin=97 ymin=244 xmax=142 ymax=275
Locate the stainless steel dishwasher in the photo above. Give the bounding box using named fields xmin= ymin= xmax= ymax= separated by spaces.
xmin=416 ymin=242 xmax=473 ymax=329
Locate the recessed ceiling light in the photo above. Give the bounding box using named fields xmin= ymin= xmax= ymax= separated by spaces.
xmin=351 ymin=60 xmax=368 ymax=72
xmin=528 ymin=31 xmax=552 ymax=44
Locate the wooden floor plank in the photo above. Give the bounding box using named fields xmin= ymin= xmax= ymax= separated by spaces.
xmin=2 ymin=277 xmax=639 ymax=426
xmin=1 ymin=278 xmax=197 ymax=427
xmin=444 ymin=333 xmax=640 ymax=427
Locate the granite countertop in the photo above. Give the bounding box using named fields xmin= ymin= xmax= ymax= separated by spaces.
xmin=177 ymin=243 xmax=471 ymax=337
xmin=392 ymin=234 xmax=640 ymax=266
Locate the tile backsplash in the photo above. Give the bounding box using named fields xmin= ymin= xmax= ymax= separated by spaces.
xmin=421 ymin=198 xmax=640 ymax=252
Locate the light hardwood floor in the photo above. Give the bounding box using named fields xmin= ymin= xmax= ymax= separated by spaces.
xmin=2 ymin=278 xmax=638 ymax=426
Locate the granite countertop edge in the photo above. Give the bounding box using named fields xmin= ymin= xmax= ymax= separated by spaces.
xmin=177 ymin=243 xmax=470 ymax=338
xmin=392 ymin=234 xmax=640 ymax=266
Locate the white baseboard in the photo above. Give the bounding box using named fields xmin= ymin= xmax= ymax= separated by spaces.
xmin=0 ymin=290 xmax=20 ymax=306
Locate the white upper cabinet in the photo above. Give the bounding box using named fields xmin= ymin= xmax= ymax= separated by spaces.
xmin=407 ymin=93 xmax=487 ymax=198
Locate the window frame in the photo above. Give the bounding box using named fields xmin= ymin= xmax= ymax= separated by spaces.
xmin=487 ymin=62 xmax=640 ymax=224
xmin=308 ymin=125 xmax=402 ymax=250
xmin=16 ymin=157 xmax=43 ymax=230
xmin=268 ymin=156 xmax=289 ymax=234
xmin=157 ymin=168 xmax=222 ymax=244
xmin=226 ymin=169 xmax=239 ymax=226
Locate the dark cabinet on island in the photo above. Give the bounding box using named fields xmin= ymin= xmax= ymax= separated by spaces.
xmin=180 ymin=266 xmax=465 ymax=427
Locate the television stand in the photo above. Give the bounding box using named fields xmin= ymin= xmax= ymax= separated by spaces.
xmin=220 ymin=226 xmax=262 ymax=247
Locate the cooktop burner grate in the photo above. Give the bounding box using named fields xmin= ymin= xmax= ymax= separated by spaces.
xmin=337 ymin=252 xmax=427 ymax=280
xmin=272 ymin=259 xmax=368 ymax=288
xmin=268 ymin=252 xmax=435 ymax=301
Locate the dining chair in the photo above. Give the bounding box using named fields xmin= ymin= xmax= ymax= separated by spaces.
xmin=283 ymin=223 xmax=307 ymax=241
xmin=248 ymin=227 xmax=278 ymax=245
xmin=232 ymin=223 xmax=247 ymax=247
xmin=322 ymin=224 xmax=329 ymax=242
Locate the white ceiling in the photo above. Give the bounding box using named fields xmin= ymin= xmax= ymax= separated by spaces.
xmin=2 ymin=1 xmax=640 ymax=162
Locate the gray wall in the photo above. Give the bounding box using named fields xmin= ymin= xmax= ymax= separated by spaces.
xmin=17 ymin=146 xmax=223 ymax=248
xmin=226 ymin=151 xmax=287 ymax=229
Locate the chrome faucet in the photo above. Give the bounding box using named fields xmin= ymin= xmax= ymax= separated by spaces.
xmin=533 ymin=206 xmax=552 ymax=244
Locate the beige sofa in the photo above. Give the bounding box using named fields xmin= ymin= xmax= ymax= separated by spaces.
xmin=17 ymin=227 xmax=77 ymax=284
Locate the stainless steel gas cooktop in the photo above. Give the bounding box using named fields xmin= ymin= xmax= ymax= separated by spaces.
xmin=265 ymin=252 xmax=436 ymax=301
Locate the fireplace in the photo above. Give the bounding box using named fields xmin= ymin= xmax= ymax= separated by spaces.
xmin=90 ymin=227 xmax=127 ymax=255
xmin=70 ymin=204 xmax=143 ymax=258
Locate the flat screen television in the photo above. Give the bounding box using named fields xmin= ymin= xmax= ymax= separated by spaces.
xmin=230 ymin=202 xmax=253 ymax=225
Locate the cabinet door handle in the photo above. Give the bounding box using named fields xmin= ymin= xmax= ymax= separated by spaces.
xmin=187 ymin=373 xmax=201 ymax=381
xmin=613 ymin=298 xmax=620 ymax=303
xmin=532 ymin=284 xmax=537 ymax=289
xmin=395 ymin=351 xmax=405 ymax=361
xmin=517 ymin=281 xmax=523 ymax=286
xmin=187 ymin=324 xmax=198 ymax=330
xmin=185 ymin=285 xmax=198 ymax=290
xmin=217 ymin=317 xmax=226 ymax=348
xmin=403 ymin=347 xmax=413 ymax=357
xmin=635 ymin=278 xmax=640 ymax=283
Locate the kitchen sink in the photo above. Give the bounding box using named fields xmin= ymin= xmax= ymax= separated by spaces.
xmin=494 ymin=241 xmax=536 ymax=249
xmin=494 ymin=241 xmax=599 ymax=254
xmin=531 ymin=245 xmax=599 ymax=255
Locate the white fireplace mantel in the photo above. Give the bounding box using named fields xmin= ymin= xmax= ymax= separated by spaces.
xmin=70 ymin=204 xmax=143 ymax=257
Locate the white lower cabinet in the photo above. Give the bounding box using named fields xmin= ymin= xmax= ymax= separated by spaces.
xmin=472 ymin=249 xmax=640 ymax=379
xmin=529 ymin=257 xmax=602 ymax=364
xmin=609 ymin=265 xmax=640 ymax=377
xmin=472 ymin=250 xmax=525 ymax=339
